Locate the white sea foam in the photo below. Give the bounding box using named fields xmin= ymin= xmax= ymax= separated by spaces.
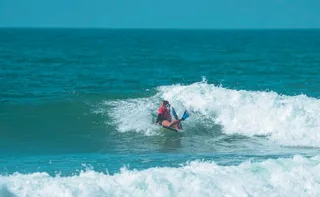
xmin=1 ymin=155 xmax=320 ymax=197
xmin=105 ymin=98 xmax=160 ymax=135
xmin=102 ymin=79 xmax=320 ymax=146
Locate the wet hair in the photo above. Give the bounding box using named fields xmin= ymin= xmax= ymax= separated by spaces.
xmin=162 ymin=100 xmax=169 ymax=105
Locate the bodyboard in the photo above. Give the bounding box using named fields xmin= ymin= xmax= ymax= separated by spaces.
xmin=161 ymin=125 xmax=179 ymax=132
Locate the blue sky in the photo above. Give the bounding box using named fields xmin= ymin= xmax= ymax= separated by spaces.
xmin=0 ymin=0 xmax=319 ymax=28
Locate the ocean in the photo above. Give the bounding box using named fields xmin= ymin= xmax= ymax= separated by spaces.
xmin=0 ymin=28 xmax=320 ymax=196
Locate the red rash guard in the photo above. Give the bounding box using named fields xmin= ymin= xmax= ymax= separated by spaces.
xmin=158 ymin=106 xmax=172 ymax=121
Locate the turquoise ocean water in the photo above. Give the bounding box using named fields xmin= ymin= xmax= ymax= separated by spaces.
xmin=0 ymin=29 xmax=320 ymax=196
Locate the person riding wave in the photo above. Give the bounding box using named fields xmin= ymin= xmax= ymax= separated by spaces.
xmin=156 ymin=100 xmax=182 ymax=130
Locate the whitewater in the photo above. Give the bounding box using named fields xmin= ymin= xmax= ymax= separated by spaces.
xmin=106 ymin=79 xmax=320 ymax=147
xmin=1 ymin=156 xmax=320 ymax=197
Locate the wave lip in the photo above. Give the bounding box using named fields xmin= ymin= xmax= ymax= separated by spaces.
xmin=1 ymin=155 xmax=320 ymax=197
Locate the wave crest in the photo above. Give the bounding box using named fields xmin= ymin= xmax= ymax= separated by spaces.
xmin=1 ymin=155 xmax=320 ymax=197
xmin=101 ymin=80 xmax=320 ymax=147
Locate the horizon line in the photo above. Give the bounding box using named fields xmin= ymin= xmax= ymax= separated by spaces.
xmin=0 ymin=27 xmax=320 ymax=30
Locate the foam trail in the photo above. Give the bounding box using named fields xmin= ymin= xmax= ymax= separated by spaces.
xmin=101 ymin=79 xmax=320 ymax=146
xmin=1 ymin=155 xmax=320 ymax=197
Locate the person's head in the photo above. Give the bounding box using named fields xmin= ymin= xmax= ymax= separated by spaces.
xmin=161 ymin=100 xmax=170 ymax=108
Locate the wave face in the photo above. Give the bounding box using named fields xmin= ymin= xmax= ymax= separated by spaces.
xmin=104 ymin=79 xmax=320 ymax=147
xmin=1 ymin=155 xmax=320 ymax=197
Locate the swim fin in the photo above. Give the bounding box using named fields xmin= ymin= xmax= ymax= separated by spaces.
xmin=181 ymin=110 xmax=190 ymax=121
xmin=172 ymin=107 xmax=179 ymax=120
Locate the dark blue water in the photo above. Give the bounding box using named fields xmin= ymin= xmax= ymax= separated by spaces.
xmin=0 ymin=29 xmax=320 ymax=196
